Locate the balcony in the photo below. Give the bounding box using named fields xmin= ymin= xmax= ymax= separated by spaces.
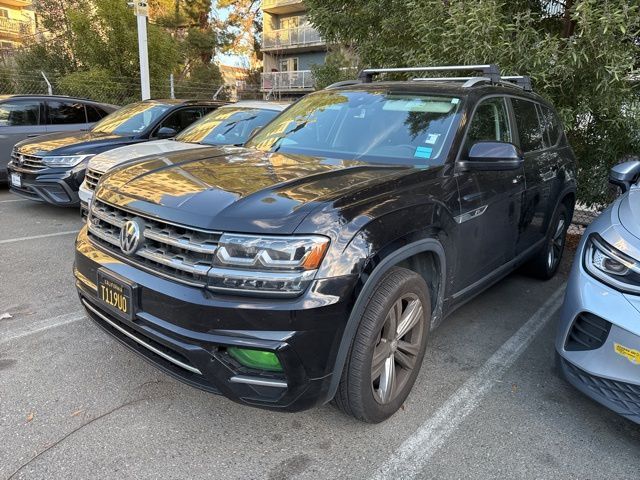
xmin=262 ymin=25 xmax=324 ymax=52
xmin=262 ymin=0 xmax=306 ymax=15
xmin=0 ymin=17 xmax=33 ymax=40
xmin=261 ymin=70 xmax=315 ymax=92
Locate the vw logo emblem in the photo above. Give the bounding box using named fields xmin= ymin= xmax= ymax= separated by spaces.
xmin=120 ymin=219 xmax=143 ymax=255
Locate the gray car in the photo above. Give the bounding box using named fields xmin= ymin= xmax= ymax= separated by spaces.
xmin=0 ymin=95 xmax=118 ymax=183
xmin=556 ymin=160 xmax=640 ymax=425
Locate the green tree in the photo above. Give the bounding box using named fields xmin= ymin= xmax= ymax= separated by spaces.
xmin=304 ymin=0 xmax=640 ymax=206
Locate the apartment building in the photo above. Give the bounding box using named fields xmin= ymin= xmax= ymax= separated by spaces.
xmin=261 ymin=0 xmax=327 ymax=98
xmin=0 ymin=0 xmax=35 ymax=55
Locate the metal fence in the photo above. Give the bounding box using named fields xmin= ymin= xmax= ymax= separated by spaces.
xmin=0 ymin=72 xmax=262 ymax=106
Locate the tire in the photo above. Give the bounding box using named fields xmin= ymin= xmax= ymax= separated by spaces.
xmin=334 ymin=266 xmax=431 ymax=423
xmin=525 ymin=203 xmax=569 ymax=280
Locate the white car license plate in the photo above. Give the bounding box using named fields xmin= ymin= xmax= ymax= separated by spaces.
xmin=10 ymin=173 xmax=21 ymax=188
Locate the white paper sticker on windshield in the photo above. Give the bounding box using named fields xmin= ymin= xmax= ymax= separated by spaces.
xmin=425 ymin=134 xmax=440 ymax=145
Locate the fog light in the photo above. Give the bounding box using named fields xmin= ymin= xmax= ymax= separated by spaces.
xmin=228 ymin=347 xmax=283 ymax=372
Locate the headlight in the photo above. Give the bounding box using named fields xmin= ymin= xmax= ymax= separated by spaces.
xmin=42 ymin=154 xmax=93 ymax=167
xmin=584 ymin=234 xmax=640 ymax=294
xmin=207 ymin=234 xmax=330 ymax=296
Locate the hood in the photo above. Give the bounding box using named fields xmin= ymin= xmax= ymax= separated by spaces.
xmin=97 ymin=146 xmax=413 ymax=234
xmin=15 ymin=130 xmax=136 ymax=156
xmin=618 ymin=185 xmax=640 ymax=240
xmin=88 ymin=139 xmax=209 ymax=174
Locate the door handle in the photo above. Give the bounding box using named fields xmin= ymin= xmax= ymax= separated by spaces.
xmin=27 ymin=134 xmax=40 ymax=137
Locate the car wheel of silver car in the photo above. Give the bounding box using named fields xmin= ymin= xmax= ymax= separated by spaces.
xmin=334 ymin=266 xmax=431 ymax=423
xmin=526 ymin=203 xmax=570 ymax=280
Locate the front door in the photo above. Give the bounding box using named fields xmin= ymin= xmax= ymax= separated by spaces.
xmin=453 ymin=96 xmax=525 ymax=294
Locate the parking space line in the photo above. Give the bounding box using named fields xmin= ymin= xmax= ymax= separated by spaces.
xmin=372 ymin=286 xmax=566 ymax=480
xmin=0 ymin=198 xmax=29 ymax=204
xmin=1 ymin=311 xmax=86 ymax=344
xmin=0 ymin=230 xmax=80 ymax=245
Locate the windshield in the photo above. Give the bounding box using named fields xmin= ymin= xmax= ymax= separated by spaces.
xmin=245 ymin=90 xmax=462 ymax=165
xmin=175 ymin=107 xmax=281 ymax=146
xmin=91 ymin=102 xmax=171 ymax=136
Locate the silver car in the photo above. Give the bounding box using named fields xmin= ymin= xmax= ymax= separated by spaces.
xmin=0 ymin=95 xmax=118 ymax=183
xmin=556 ymin=160 xmax=640 ymax=424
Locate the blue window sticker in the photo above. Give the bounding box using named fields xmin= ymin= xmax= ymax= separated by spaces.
xmin=414 ymin=146 xmax=433 ymax=159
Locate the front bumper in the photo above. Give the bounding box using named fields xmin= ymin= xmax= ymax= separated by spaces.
xmin=7 ymin=162 xmax=84 ymax=206
xmin=556 ymin=241 xmax=640 ymax=424
xmin=74 ymin=227 xmax=357 ymax=412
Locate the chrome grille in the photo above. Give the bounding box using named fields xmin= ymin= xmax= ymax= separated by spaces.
xmin=84 ymin=169 xmax=103 ymax=191
xmin=87 ymin=200 xmax=221 ymax=285
xmin=11 ymin=149 xmax=45 ymax=172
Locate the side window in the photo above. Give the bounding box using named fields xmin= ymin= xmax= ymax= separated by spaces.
xmin=86 ymin=105 xmax=108 ymax=123
xmin=464 ymin=97 xmax=512 ymax=154
xmin=0 ymin=100 xmax=41 ymax=126
xmin=538 ymin=105 xmax=562 ymax=148
xmin=511 ymin=98 xmax=544 ymax=152
xmin=155 ymin=107 xmax=204 ymax=135
xmin=47 ymin=101 xmax=87 ymax=125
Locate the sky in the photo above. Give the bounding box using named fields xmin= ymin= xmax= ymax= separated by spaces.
xmin=212 ymin=5 xmax=251 ymax=68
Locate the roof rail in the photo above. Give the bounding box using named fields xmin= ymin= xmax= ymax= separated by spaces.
xmin=325 ymin=80 xmax=362 ymax=90
xmin=358 ymin=65 xmax=501 ymax=84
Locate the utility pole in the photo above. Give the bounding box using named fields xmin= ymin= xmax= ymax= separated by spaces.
xmin=129 ymin=2 xmax=151 ymax=100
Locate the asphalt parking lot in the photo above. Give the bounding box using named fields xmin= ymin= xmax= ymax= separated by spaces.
xmin=1 ymin=185 xmax=639 ymax=480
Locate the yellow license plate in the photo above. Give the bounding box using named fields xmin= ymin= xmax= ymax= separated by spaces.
xmin=97 ymin=270 xmax=134 ymax=319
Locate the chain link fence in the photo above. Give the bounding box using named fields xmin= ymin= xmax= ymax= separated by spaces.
xmin=0 ymin=72 xmax=262 ymax=106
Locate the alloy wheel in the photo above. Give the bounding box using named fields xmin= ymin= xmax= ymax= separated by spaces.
xmin=371 ymin=293 xmax=425 ymax=404
xmin=547 ymin=216 xmax=566 ymax=270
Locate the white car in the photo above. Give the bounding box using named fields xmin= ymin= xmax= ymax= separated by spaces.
xmin=78 ymin=101 xmax=289 ymax=209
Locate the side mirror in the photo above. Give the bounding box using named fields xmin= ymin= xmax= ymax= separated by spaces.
xmin=458 ymin=141 xmax=524 ymax=172
xmin=609 ymin=159 xmax=640 ymax=193
xmin=156 ymin=126 xmax=177 ymax=139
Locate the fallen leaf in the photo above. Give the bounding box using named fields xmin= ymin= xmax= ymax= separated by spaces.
xmin=26 ymin=412 xmax=34 ymax=423
xmin=0 ymin=313 xmax=12 ymax=320
xmin=71 ymin=409 xmax=85 ymax=417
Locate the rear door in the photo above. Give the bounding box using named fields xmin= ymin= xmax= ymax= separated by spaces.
xmin=45 ymin=99 xmax=90 ymax=133
xmin=0 ymin=99 xmax=46 ymax=175
xmin=454 ymin=96 xmax=525 ymax=292
xmin=510 ymin=97 xmax=554 ymax=255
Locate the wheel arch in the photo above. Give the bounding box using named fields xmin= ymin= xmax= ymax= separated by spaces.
xmin=325 ymin=238 xmax=446 ymax=403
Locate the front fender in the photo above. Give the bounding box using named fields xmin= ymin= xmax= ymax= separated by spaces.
xmin=323 ymin=236 xmax=447 ymax=404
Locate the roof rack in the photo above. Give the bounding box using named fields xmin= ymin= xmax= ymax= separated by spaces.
xmin=358 ymin=65 xmax=501 ymax=84
xmin=356 ymin=65 xmax=533 ymax=92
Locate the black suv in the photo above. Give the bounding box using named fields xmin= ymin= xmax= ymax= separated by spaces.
xmin=7 ymin=99 xmax=224 ymax=206
xmin=74 ymin=65 xmax=576 ymax=422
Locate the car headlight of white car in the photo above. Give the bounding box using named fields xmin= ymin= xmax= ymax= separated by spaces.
xmin=42 ymin=154 xmax=94 ymax=167
xmin=584 ymin=234 xmax=640 ymax=294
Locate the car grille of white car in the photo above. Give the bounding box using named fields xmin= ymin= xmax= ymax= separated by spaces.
xmin=87 ymin=199 xmax=221 ymax=285
xmin=84 ymin=168 xmax=103 ymax=191
xmin=11 ymin=149 xmax=46 ymax=172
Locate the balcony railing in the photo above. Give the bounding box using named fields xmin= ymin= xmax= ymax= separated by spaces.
xmin=262 ymin=0 xmax=304 ymax=10
xmin=263 ymin=25 xmax=323 ymax=50
xmin=0 ymin=17 xmax=33 ymax=37
xmin=261 ymin=71 xmax=315 ymax=92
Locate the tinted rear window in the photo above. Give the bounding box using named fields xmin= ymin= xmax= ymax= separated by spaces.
xmin=87 ymin=105 xmax=108 ymax=123
xmin=47 ymin=100 xmax=87 ymax=125
xmin=511 ymin=98 xmax=544 ymax=152
xmin=538 ymin=105 xmax=562 ymax=148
